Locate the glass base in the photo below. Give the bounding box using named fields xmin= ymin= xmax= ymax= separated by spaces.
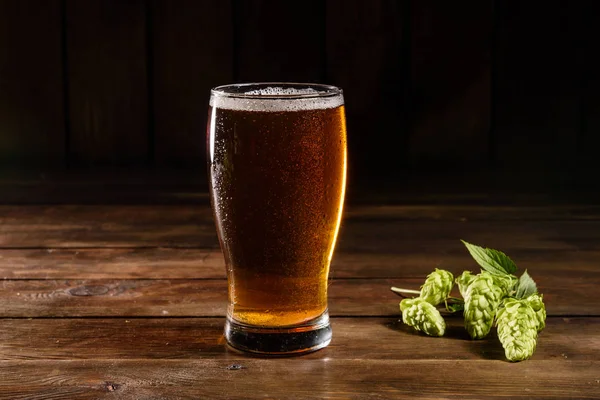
xmin=224 ymin=311 xmax=332 ymax=355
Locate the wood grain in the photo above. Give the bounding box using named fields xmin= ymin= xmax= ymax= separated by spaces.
xmin=1 ymin=246 xmax=599 ymax=280
xmin=0 ymin=359 xmax=597 ymax=399
xmin=234 ymin=0 xmax=325 ymax=82
xmin=3 ymin=205 xmax=600 ymax=250
xmin=152 ymin=0 xmax=233 ymax=168
xmin=0 ymin=0 xmax=64 ymax=166
xmin=0 ymin=317 xmax=595 ymax=361
xmin=0 ymin=205 xmax=217 ymax=248
xmin=0 ymin=201 xmax=597 ymax=399
xmin=0 ymin=248 xmax=224 ymax=280
xmin=66 ymin=0 xmax=148 ymax=166
xmin=0 ymin=277 xmax=594 ymax=317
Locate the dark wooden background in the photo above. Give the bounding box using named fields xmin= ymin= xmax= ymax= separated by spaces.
xmin=1 ymin=0 xmax=599 ymax=191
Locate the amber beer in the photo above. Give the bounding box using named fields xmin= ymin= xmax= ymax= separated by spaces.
xmin=208 ymin=83 xmax=346 ymax=354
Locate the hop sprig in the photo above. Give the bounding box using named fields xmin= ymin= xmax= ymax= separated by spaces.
xmin=400 ymin=298 xmax=446 ymax=337
xmin=391 ymin=240 xmax=547 ymax=362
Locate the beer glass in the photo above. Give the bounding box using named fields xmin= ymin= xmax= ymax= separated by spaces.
xmin=207 ymin=83 xmax=347 ymax=354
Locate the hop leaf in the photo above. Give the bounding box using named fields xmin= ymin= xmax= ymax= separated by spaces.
xmin=525 ymin=293 xmax=546 ymax=332
xmin=420 ymin=268 xmax=454 ymax=306
xmin=462 ymin=271 xmax=510 ymax=339
xmin=496 ymin=298 xmax=539 ymax=361
xmin=515 ymin=270 xmax=537 ymax=299
xmin=400 ymin=298 xmax=446 ymax=337
xmin=461 ymin=240 xmax=518 ymax=276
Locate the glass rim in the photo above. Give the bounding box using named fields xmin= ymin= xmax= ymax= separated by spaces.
xmin=211 ymin=82 xmax=343 ymax=100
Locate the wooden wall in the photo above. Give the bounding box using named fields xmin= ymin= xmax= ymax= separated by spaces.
xmin=0 ymin=0 xmax=598 ymax=185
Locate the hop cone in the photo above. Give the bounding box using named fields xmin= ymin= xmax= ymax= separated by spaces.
xmin=494 ymin=273 xmax=518 ymax=296
xmin=525 ymin=293 xmax=546 ymax=332
xmin=456 ymin=271 xmax=476 ymax=299
xmin=420 ymin=268 xmax=454 ymax=305
xmin=461 ymin=271 xmax=509 ymax=339
xmin=400 ymin=298 xmax=445 ymax=337
xmin=496 ymin=298 xmax=539 ymax=361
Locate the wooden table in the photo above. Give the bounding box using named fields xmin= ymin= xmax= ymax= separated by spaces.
xmin=1 ymin=193 xmax=599 ymax=399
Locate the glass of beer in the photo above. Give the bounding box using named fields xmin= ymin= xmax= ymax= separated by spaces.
xmin=207 ymin=83 xmax=347 ymax=354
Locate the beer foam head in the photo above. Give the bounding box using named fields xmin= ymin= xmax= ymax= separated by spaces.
xmin=210 ymin=85 xmax=344 ymax=112
xmin=243 ymin=87 xmax=319 ymax=96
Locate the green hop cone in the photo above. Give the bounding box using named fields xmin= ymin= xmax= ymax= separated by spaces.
xmin=494 ymin=273 xmax=518 ymax=296
xmin=525 ymin=293 xmax=546 ymax=332
xmin=456 ymin=270 xmax=476 ymax=299
xmin=496 ymin=298 xmax=539 ymax=361
xmin=420 ymin=268 xmax=454 ymax=306
xmin=461 ymin=271 xmax=509 ymax=339
xmin=400 ymin=298 xmax=445 ymax=337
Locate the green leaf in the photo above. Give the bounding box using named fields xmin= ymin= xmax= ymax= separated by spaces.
xmin=461 ymin=240 xmax=518 ymax=276
xmin=515 ymin=270 xmax=538 ymax=299
xmin=446 ymin=302 xmax=465 ymax=313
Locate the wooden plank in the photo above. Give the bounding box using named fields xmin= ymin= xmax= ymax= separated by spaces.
xmin=3 ymin=205 xmax=600 ymax=249
xmin=336 ymin=219 xmax=600 ymax=254
xmin=152 ymin=0 xmax=233 ymax=168
xmin=0 ymin=317 xmax=595 ymax=361
xmin=0 ymin=248 xmax=225 ymax=280
xmin=3 ymin=203 xmax=600 ymax=224
xmin=407 ymin=0 xmax=491 ymax=167
xmin=1 ymin=246 xmax=599 ymax=280
xmin=66 ymin=0 xmax=148 ymax=166
xmin=0 ymin=0 xmax=64 ymax=167
xmin=0 ymin=277 xmax=594 ymax=317
xmin=234 ymin=0 xmax=325 ymax=82
xmin=0 ymin=359 xmax=597 ymax=399
xmin=0 ymin=205 xmax=217 ymax=248
xmin=493 ymin=0 xmax=581 ymax=180
xmin=6 ymin=203 xmax=600 ymax=233
xmin=326 ymin=0 xmax=407 ymax=181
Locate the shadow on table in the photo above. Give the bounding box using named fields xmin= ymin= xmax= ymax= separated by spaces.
xmin=382 ymin=317 xmax=507 ymax=360
xmin=382 ymin=316 xmax=470 ymax=340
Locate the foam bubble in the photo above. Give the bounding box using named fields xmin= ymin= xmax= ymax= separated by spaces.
xmin=244 ymin=87 xmax=319 ymax=96
xmin=210 ymin=86 xmax=344 ymax=112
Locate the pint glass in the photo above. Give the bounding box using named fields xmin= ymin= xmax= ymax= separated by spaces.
xmin=207 ymin=83 xmax=347 ymax=354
